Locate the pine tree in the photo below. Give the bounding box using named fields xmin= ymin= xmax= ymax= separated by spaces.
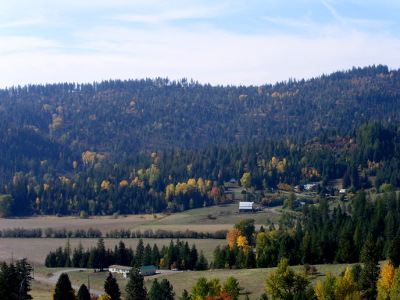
xmin=180 ymin=289 xmax=191 ymax=300
xmin=135 ymin=238 xmax=144 ymax=267
xmin=104 ymin=272 xmax=121 ymax=300
xmin=125 ymin=268 xmax=147 ymax=300
xmin=16 ymin=258 xmax=33 ymax=300
xmin=0 ymin=262 xmax=19 ymax=300
xmin=196 ymin=250 xmax=208 ymax=270
xmin=97 ymin=238 xmax=106 ymax=271
xmin=77 ymin=284 xmax=91 ymax=300
xmin=148 ymin=279 xmax=162 ymax=300
xmin=160 ymin=278 xmax=175 ymax=300
xmin=388 ymin=236 xmax=400 ymax=268
xmin=53 ymin=273 xmax=76 ymax=300
xmin=359 ymin=233 xmax=380 ymax=300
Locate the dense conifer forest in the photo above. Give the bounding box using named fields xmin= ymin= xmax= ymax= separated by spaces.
xmin=0 ymin=65 xmax=400 ymax=217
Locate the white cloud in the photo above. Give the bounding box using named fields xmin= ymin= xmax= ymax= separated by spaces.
xmin=0 ymin=23 xmax=399 ymax=88
xmin=0 ymin=1 xmax=399 ymax=88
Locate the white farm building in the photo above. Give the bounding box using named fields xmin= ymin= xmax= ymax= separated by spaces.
xmin=239 ymin=201 xmax=255 ymax=212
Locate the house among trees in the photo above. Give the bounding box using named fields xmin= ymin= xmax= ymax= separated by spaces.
xmin=108 ymin=265 xmax=157 ymax=277
xmin=304 ymin=183 xmax=316 ymax=191
xmin=239 ymin=201 xmax=255 ymax=212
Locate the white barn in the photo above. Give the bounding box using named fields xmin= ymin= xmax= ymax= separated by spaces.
xmin=239 ymin=201 xmax=254 ymax=212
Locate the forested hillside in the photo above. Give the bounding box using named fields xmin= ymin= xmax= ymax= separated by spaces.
xmin=0 ymin=65 xmax=400 ymax=217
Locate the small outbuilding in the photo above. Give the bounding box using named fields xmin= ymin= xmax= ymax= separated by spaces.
xmin=139 ymin=265 xmax=157 ymax=276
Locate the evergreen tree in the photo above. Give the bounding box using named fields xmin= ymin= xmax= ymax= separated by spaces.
xmin=359 ymin=233 xmax=380 ymax=300
xmin=53 ymin=273 xmax=76 ymax=300
xmin=196 ymin=250 xmax=208 ymax=270
xmin=148 ymin=279 xmax=162 ymax=300
xmin=151 ymin=244 xmax=161 ymax=267
xmin=180 ymin=289 xmax=191 ymax=300
xmin=388 ymin=236 xmax=400 ymax=268
xmin=160 ymin=278 xmax=175 ymax=300
xmin=135 ymin=238 xmax=144 ymax=267
xmin=97 ymin=238 xmax=106 ymax=271
xmin=125 ymin=268 xmax=147 ymax=300
xmin=104 ymin=272 xmax=121 ymax=300
xmin=148 ymin=278 xmax=175 ymax=300
xmin=0 ymin=262 xmax=19 ymax=300
xmin=16 ymin=258 xmax=33 ymax=300
xmin=143 ymin=244 xmax=153 ymax=266
xmin=77 ymin=284 xmax=91 ymax=300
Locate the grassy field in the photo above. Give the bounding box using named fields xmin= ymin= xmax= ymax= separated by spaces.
xmin=30 ymin=281 xmax=55 ymax=300
xmin=31 ymin=262 xmax=359 ymax=300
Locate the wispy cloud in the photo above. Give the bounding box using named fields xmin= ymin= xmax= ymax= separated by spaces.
xmin=319 ymin=0 xmax=348 ymax=27
xmin=111 ymin=5 xmax=227 ymax=25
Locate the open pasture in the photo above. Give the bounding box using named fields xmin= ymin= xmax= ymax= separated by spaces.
xmin=32 ymin=262 xmax=356 ymax=300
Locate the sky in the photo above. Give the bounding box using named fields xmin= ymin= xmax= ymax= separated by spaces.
xmin=0 ymin=0 xmax=399 ymax=87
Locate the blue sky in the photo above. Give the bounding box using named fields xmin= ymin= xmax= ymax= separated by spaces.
xmin=0 ymin=0 xmax=399 ymax=87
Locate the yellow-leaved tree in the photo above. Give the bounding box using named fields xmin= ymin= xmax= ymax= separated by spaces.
xmin=377 ymin=262 xmax=396 ymax=300
xmin=314 ymin=272 xmax=336 ymax=300
xmin=334 ymin=267 xmax=360 ymax=300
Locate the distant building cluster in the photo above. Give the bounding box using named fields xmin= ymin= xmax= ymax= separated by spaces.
xmin=108 ymin=265 xmax=156 ymax=278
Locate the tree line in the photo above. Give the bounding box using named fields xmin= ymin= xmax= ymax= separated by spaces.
xmin=0 ymin=226 xmax=227 ymax=239
xmin=45 ymin=238 xmax=208 ymax=271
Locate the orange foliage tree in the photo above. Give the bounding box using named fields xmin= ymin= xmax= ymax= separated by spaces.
xmin=226 ymin=228 xmax=242 ymax=249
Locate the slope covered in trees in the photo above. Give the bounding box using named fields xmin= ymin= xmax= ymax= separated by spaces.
xmin=0 ymin=65 xmax=400 ymax=216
